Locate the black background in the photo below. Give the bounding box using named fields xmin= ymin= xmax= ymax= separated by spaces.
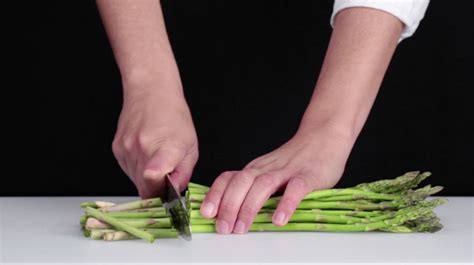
xmin=6 ymin=1 xmax=473 ymax=196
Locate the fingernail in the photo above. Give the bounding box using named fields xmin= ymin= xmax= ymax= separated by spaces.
xmin=216 ymin=220 xmax=230 ymax=234
xmin=274 ymin=212 xmax=286 ymax=225
xmin=233 ymin=220 xmax=246 ymax=234
xmin=201 ymin=202 xmax=215 ymax=217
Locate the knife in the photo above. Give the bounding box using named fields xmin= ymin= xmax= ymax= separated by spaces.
xmin=164 ymin=173 xmax=192 ymax=241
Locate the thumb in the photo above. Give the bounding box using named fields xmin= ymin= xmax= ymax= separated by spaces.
xmin=142 ymin=147 xmax=186 ymax=196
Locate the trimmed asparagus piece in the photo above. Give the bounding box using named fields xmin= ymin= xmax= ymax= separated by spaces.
xmin=85 ymin=207 xmax=155 ymax=243
xmin=80 ymin=201 xmax=116 ymax=208
xmin=90 ymin=229 xmax=116 ymax=240
xmin=86 ymin=217 xmax=172 ymax=229
xmin=87 ymin=228 xmax=179 ymax=240
xmin=103 ymin=229 xmax=179 ymax=241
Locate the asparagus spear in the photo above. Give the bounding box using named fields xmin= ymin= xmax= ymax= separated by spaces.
xmin=188 ymin=182 xmax=210 ymax=190
xmin=188 ymin=187 xmax=208 ymax=194
xmin=100 ymin=198 xmax=163 ymax=212
xmin=106 ymin=211 xmax=168 ymax=218
xmin=127 ymin=207 xmax=167 ymax=213
xmin=379 ymin=226 xmax=413 ymax=233
xmin=80 ymin=201 xmax=116 ymax=208
xmin=82 ymin=227 xmax=91 ymax=237
xmin=86 ymin=217 xmax=172 ymax=229
xmin=190 ymin=212 xmax=365 ymax=225
xmin=85 ymin=207 xmax=156 ymax=243
xmin=87 ymin=229 xmax=179 ymax=240
xmin=90 ymin=229 xmax=116 ymax=239
xmin=103 ymin=229 xmax=179 ymax=241
xmin=80 ymin=215 xmax=87 ymax=226
xmin=189 ymin=209 xmax=382 ymax=220
xmin=355 ymin=171 xmax=431 ymax=194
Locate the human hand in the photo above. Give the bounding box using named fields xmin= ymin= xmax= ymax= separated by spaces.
xmin=200 ymin=126 xmax=354 ymax=234
xmin=112 ymin=80 xmax=198 ymax=198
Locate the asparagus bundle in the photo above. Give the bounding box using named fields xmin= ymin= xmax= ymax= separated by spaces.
xmin=187 ymin=171 xmax=447 ymax=233
xmin=79 ymin=170 xmax=447 ymax=243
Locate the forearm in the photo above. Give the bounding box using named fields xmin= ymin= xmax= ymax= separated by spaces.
xmin=299 ymin=7 xmax=403 ymax=141
xmin=96 ymin=0 xmax=182 ymax=97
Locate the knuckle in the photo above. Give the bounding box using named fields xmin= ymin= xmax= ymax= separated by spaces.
xmin=233 ymin=170 xmax=255 ymax=185
xmin=212 ymin=172 xmax=232 ymax=188
xmin=191 ymin=150 xmax=199 ymax=160
xmin=254 ymin=174 xmax=275 ymax=189
xmin=121 ymin=135 xmax=135 ymax=152
xmin=111 ymin=140 xmax=122 ymax=156
xmin=137 ymin=134 xmax=151 ymax=150
xmin=219 ymin=171 xmax=234 ymax=180
xmin=289 ymin=176 xmax=310 ymax=190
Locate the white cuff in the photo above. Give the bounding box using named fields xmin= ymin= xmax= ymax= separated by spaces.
xmin=331 ymin=0 xmax=430 ymax=42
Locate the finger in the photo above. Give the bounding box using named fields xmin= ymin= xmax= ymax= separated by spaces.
xmin=233 ymin=172 xmax=283 ymax=234
xmin=116 ymin=157 xmax=128 ymax=179
xmin=169 ymin=151 xmax=199 ymax=193
xmin=200 ymin=171 xmax=236 ymax=218
xmin=142 ymin=147 xmax=186 ymax=197
xmin=272 ymin=176 xmax=313 ymax=226
xmin=134 ymin=158 xmax=151 ymax=198
xmin=216 ymin=168 xmax=260 ymax=234
xmin=124 ymin=155 xmax=137 ymax=181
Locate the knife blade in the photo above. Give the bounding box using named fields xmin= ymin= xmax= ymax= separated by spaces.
xmin=164 ymin=173 xmax=192 ymax=241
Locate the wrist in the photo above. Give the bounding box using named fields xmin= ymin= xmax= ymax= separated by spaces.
xmin=121 ymin=66 xmax=185 ymax=101
xmin=296 ymin=110 xmax=360 ymax=146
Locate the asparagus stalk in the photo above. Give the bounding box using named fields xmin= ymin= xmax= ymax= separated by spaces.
xmin=103 ymin=229 xmax=179 ymax=241
xmin=86 ymin=217 xmax=172 ymax=229
xmin=188 ymin=187 xmax=208 ymax=194
xmin=80 ymin=201 xmax=116 ymax=208
xmin=85 ymin=207 xmax=155 ymax=243
xmin=190 ymin=211 xmax=365 ymax=225
xmin=82 ymin=227 xmax=91 ymax=237
xmin=90 ymin=229 xmax=116 ymax=240
xmin=355 ymin=171 xmax=431 ymax=194
xmin=189 ymin=209 xmax=382 ymax=220
xmin=81 ymin=210 xmax=168 ymax=227
xmin=188 ymin=182 xmax=210 ymax=190
xmin=379 ymin=226 xmax=413 ymax=233
xmin=100 ymin=198 xmax=163 ymax=212
xmin=87 ymin=229 xmax=179 ymax=240
xmin=127 ymin=207 xmax=167 ymax=213
xmin=106 ymin=211 xmax=168 ymax=218
xmin=188 ymin=193 xmax=206 ymax=202
xmin=80 ymin=215 xmax=87 ymax=226
xmin=257 ymin=209 xmax=383 ymax=218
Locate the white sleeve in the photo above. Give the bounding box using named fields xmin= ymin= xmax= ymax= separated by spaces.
xmin=331 ymin=0 xmax=430 ymax=42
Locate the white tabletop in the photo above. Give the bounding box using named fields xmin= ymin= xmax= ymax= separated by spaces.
xmin=0 ymin=196 xmax=472 ymax=265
